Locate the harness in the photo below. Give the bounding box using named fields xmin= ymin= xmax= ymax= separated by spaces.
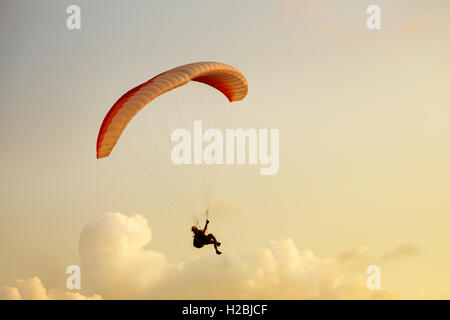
xmin=193 ymin=231 xmax=208 ymax=248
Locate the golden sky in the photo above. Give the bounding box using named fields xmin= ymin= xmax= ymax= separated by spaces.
xmin=1 ymin=0 xmax=449 ymax=299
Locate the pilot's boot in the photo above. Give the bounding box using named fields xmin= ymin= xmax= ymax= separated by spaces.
xmin=214 ymin=242 xmax=222 ymax=255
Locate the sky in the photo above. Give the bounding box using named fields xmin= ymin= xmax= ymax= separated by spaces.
xmin=1 ymin=0 xmax=449 ymax=299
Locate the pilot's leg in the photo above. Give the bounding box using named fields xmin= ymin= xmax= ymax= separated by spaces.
xmin=207 ymin=234 xmax=222 ymax=254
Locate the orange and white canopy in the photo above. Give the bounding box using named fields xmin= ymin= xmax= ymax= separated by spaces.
xmin=96 ymin=61 xmax=248 ymax=159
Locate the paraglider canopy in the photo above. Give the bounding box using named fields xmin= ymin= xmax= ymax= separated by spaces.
xmin=96 ymin=61 xmax=248 ymax=159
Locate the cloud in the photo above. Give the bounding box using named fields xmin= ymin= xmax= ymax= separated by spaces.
xmin=0 ymin=277 xmax=101 ymax=300
xmin=77 ymin=212 xmax=395 ymax=299
xmin=79 ymin=212 xmax=167 ymax=299
xmin=382 ymin=243 xmax=420 ymax=262
xmin=1 ymin=212 xmax=399 ymax=299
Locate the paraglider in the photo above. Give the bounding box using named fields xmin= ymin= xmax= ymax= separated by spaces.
xmin=96 ymin=62 xmax=248 ymax=159
xmin=96 ymin=61 xmax=248 ymax=254
xmin=191 ymin=219 xmax=222 ymax=255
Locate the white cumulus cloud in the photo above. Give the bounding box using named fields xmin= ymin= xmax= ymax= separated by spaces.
xmin=0 ymin=277 xmax=101 ymax=300
xmin=78 ymin=212 xmax=395 ymax=299
xmin=1 ymin=212 xmax=399 ymax=299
